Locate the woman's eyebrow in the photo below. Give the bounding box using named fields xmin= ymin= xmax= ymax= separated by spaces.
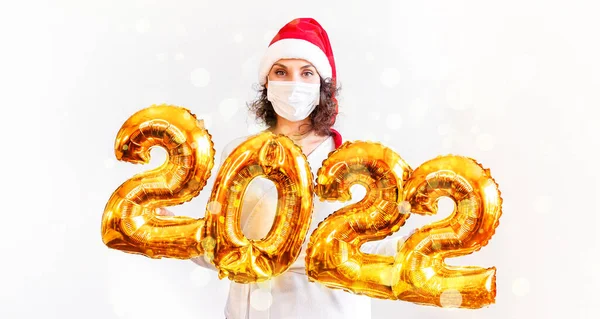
xmin=272 ymin=63 xmax=315 ymax=69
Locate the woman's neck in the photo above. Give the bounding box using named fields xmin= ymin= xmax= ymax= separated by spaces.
xmin=269 ymin=117 xmax=314 ymax=141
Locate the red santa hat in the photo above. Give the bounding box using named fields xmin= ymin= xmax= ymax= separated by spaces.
xmin=258 ymin=17 xmax=342 ymax=149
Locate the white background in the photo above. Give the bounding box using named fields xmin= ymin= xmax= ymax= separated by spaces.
xmin=1 ymin=0 xmax=599 ymax=318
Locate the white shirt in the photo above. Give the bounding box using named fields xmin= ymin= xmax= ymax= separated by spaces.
xmin=192 ymin=133 xmax=402 ymax=319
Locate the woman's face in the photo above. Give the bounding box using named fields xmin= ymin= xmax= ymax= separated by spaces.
xmin=266 ymin=59 xmax=320 ymax=87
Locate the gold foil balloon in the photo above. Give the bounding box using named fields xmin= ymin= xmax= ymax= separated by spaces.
xmin=391 ymin=155 xmax=502 ymax=308
xmin=306 ymin=144 xmax=502 ymax=308
xmin=101 ymin=104 xmax=214 ymax=259
xmin=204 ymin=131 xmax=314 ymax=283
xmin=305 ymin=141 xmax=413 ymax=299
xmin=102 ymin=107 xmax=503 ymax=308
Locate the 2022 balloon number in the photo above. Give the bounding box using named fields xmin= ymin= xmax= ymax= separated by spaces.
xmin=102 ymin=105 xmax=502 ymax=309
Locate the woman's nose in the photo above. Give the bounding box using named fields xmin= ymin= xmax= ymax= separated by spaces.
xmin=289 ymin=70 xmax=301 ymax=81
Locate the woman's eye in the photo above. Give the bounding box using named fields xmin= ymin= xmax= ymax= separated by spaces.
xmin=275 ymin=70 xmax=286 ymax=76
xmin=303 ymin=71 xmax=314 ymax=76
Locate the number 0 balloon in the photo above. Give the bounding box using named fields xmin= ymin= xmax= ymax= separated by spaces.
xmin=204 ymin=132 xmax=314 ymax=283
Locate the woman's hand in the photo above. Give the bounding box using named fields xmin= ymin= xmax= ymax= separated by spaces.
xmin=155 ymin=207 xmax=175 ymax=216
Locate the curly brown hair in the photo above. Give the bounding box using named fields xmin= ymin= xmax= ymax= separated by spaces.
xmin=248 ymin=77 xmax=340 ymax=136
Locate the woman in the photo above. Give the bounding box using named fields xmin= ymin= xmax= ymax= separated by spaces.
xmin=161 ymin=17 xmax=402 ymax=319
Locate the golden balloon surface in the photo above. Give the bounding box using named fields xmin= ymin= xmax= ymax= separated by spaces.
xmin=101 ymin=104 xmax=214 ymax=259
xmin=204 ymin=131 xmax=314 ymax=283
xmin=305 ymin=141 xmax=413 ymax=299
xmin=306 ymin=144 xmax=502 ymax=309
xmin=101 ymin=107 xmax=503 ymax=308
xmin=391 ymin=155 xmax=502 ymax=308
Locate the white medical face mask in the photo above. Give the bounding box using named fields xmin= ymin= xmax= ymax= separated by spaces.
xmin=267 ymin=81 xmax=320 ymax=122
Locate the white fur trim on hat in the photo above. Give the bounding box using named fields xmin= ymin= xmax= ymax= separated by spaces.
xmin=258 ymin=38 xmax=332 ymax=86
